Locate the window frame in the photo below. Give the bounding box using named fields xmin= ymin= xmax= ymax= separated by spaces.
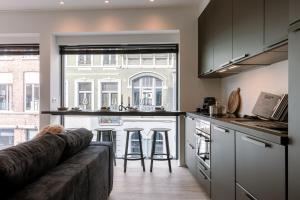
xmin=98 ymin=79 xmax=121 ymax=109
xmin=74 ymin=80 xmax=94 ymax=110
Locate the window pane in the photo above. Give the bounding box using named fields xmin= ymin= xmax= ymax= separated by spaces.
xmin=155 ymin=78 xmax=162 ymax=87
xmin=156 ymin=88 xmax=162 ymax=106
xmin=133 ymin=88 xmax=140 ymax=106
xmin=102 ymin=93 xmax=109 ymax=107
xmin=133 ymin=79 xmax=140 ymax=88
xmin=111 ymin=55 xmax=116 ymax=65
xmin=78 ymin=55 xmax=91 ymax=66
xmin=78 ymin=82 xmax=92 ymax=91
xmin=103 ymin=55 xmax=110 ymax=65
xmin=93 ymin=55 xmax=101 ymax=66
xmin=25 ymin=84 xmax=32 ymax=110
xmin=66 ymin=55 xmax=76 ymax=66
xmin=141 ymin=76 xmax=153 ymax=87
xmin=111 ymin=93 xmax=118 ymax=106
xmin=0 ymin=85 xmax=8 ymax=110
xmin=102 ymin=82 xmax=118 ymax=91
xmin=0 ymin=129 xmax=14 ymax=150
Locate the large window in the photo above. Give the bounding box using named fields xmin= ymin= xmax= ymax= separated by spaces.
xmin=24 ymin=72 xmax=40 ymax=112
xmin=62 ymin=44 xmax=178 ymax=159
xmin=0 ymin=129 xmax=14 ymax=149
xmin=77 ymin=82 xmax=93 ymax=110
xmin=0 ymin=45 xmax=40 ymax=150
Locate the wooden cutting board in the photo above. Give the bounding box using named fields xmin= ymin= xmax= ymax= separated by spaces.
xmin=227 ymin=88 xmax=240 ymax=114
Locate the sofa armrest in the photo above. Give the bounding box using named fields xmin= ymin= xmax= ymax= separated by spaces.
xmin=90 ymin=141 xmax=113 ymax=194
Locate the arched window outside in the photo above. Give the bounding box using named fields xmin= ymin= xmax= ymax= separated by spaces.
xmin=132 ymin=76 xmax=162 ymax=109
xmin=131 ymin=132 xmax=142 ymax=153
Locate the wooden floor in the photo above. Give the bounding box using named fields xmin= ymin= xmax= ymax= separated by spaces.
xmin=108 ymin=160 xmax=210 ymax=200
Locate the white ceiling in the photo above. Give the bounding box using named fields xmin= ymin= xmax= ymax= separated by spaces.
xmin=0 ymin=0 xmax=201 ymax=11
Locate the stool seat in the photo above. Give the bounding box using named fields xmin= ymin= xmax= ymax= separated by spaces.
xmin=124 ymin=128 xmax=144 ymax=132
xmin=95 ymin=128 xmax=115 ymax=131
xmin=150 ymin=128 xmax=171 ymax=132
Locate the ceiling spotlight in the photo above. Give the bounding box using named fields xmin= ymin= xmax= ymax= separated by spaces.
xmin=59 ymin=1 xmax=64 ymax=5
xmin=150 ymin=0 xmax=155 ymax=2
xmin=105 ymin=0 xmax=110 ymax=3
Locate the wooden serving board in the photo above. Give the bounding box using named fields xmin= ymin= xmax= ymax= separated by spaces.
xmin=227 ymin=88 xmax=240 ymax=114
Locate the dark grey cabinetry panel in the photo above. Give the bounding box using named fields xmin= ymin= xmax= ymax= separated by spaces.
xmin=236 ymin=132 xmax=286 ymax=200
xmin=288 ymin=21 xmax=300 ymax=200
xmin=185 ymin=116 xmax=196 ymax=174
xmin=233 ymin=0 xmax=264 ymax=60
xmin=211 ymin=125 xmax=235 ymax=200
xmin=265 ymin=0 xmax=288 ymax=48
xmin=198 ymin=1 xmax=214 ymax=75
xmin=212 ymin=0 xmax=232 ymax=70
xmin=289 ymin=0 xmax=300 ymax=24
xmin=196 ymin=161 xmax=211 ymax=196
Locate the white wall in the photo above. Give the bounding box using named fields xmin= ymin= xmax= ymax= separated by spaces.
xmin=0 ymin=5 xmax=220 ymax=165
xmin=220 ymin=60 xmax=288 ymax=115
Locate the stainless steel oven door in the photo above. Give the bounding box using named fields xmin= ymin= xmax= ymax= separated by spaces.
xmin=195 ymin=130 xmax=210 ymax=168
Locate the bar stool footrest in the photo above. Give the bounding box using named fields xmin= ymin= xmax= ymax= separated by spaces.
xmin=151 ymin=154 xmax=173 ymax=161
xmin=122 ymin=154 xmax=146 ymax=161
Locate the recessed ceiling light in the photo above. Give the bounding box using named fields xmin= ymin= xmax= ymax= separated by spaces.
xmin=105 ymin=0 xmax=110 ymax=3
xmin=150 ymin=0 xmax=155 ymax=2
xmin=59 ymin=1 xmax=64 ymax=5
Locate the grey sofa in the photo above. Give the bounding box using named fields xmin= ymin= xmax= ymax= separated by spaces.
xmin=0 ymin=129 xmax=114 ymax=200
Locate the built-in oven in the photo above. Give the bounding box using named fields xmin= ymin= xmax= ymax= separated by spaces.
xmin=195 ymin=119 xmax=211 ymax=169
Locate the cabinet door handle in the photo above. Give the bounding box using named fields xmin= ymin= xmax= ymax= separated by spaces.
xmin=241 ymin=136 xmax=270 ymax=148
xmin=189 ymin=144 xmax=195 ymax=149
xmin=245 ymin=192 xmax=257 ymax=200
xmin=198 ymin=169 xmax=208 ymax=180
xmin=213 ymin=126 xmax=229 ymax=134
xmin=231 ymin=54 xmax=249 ymax=62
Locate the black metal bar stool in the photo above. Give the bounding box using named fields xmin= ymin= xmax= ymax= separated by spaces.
xmin=150 ymin=128 xmax=173 ymax=173
xmin=123 ymin=128 xmax=145 ymax=173
xmin=95 ymin=128 xmax=116 ymax=166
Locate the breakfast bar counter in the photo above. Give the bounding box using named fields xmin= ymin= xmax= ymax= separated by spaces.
xmin=41 ymin=110 xmax=186 ymax=116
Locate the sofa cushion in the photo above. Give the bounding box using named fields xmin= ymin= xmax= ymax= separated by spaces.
xmin=0 ymin=134 xmax=66 ymax=198
xmin=9 ymin=146 xmax=110 ymax=200
xmin=58 ymin=128 xmax=93 ymax=161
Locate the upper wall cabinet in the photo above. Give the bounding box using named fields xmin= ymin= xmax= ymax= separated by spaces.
xmin=289 ymin=0 xmax=300 ymax=25
xmin=212 ymin=0 xmax=233 ymax=70
xmin=233 ymin=0 xmax=264 ymax=60
xmin=198 ymin=2 xmax=214 ymax=75
xmin=264 ymin=0 xmax=289 ymax=48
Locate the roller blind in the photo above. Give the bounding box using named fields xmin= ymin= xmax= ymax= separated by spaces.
xmin=0 ymin=44 xmax=39 ymax=55
xmin=60 ymin=44 xmax=178 ymax=55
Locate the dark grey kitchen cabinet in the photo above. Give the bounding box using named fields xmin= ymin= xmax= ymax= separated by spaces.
xmin=232 ymin=0 xmax=264 ymax=61
xmin=185 ymin=116 xmax=196 ymax=174
xmin=236 ymin=132 xmax=286 ymax=200
xmin=211 ymin=125 xmax=235 ymax=200
xmin=289 ymin=0 xmax=300 ymax=25
xmin=212 ymin=0 xmax=232 ymax=70
xmin=195 ymin=160 xmax=211 ymax=196
xmin=288 ymin=20 xmax=300 ymax=200
xmin=264 ymin=0 xmax=288 ymax=48
xmin=198 ymin=1 xmax=214 ymax=75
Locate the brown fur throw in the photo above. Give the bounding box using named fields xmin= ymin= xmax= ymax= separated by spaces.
xmin=35 ymin=125 xmax=65 ymax=138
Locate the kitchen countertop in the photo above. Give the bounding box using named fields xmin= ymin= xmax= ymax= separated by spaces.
xmin=41 ymin=110 xmax=185 ymax=116
xmin=187 ymin=112 xmax=289 ymax=146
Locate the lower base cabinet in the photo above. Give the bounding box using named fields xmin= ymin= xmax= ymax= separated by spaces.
xmin=196 ymin=159 xmax=211 ymax=196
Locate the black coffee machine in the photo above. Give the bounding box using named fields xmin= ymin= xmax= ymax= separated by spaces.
xmin=197 ymin=97 xmax=216 ymax=114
